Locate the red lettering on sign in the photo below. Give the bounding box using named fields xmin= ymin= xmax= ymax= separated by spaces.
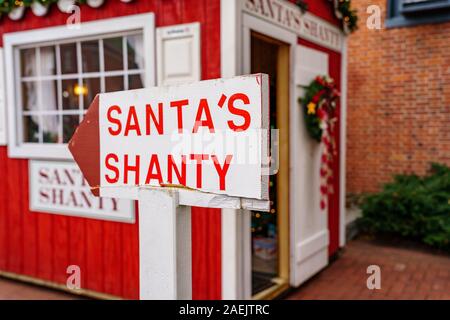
xmin=81 ymin=192 xmax=92 ymax=208
xmin=168 ymin=155 xmax=186 ymax=186
xmin=124 ymin=154 xmax=140 ymax=185
xmin=110 ymin=198 xmax=118 ymax=211
xmin=145 ymin=154 xmax=163 ymax=185
xmin=63 ymin=169 xmax=76 ymax=185
xmin=190 ymin=154 xmax=209 ymax=188
xmin=227 ymin=93 xmax=251 ymax=131
xmin=146 ymin=103 xmax=164 ymax=135
xmin=124 ymin=106 xmax=142 ymax=136
xmin=39 ymin=168 xmax=49 ymax=184
xmin=107 ymin=105 xmax=122 ymax=135
xmin=105 ymin=153 xmax=120 ymax=183
xmin=52 ymin=188 xmax=64 ymax=205
xmin=39 ymin=189 xmax=49 ymax=203
xmin=170 ymin=99 xmax=189 ymax=133
xmin=193 ymin=98 xmax=215 ymax=133
xmin=211 ymin=155 xmax=233 ymax=191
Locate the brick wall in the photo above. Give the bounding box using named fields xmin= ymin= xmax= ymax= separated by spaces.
xmin=346 ymin=0 xmax=450 ymax=195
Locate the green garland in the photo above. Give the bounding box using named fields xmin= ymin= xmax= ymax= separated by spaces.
xmin=295 ymin=0 xmax=308 ymax=13
xmin=335 ymin=0 xmax=358 ymax=33
xmin=297 ymin=0 xmax=358 ymax=34
xmin=0 ymin=0 xmax=87 ymax=15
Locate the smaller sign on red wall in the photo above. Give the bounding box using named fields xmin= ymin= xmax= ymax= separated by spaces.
xmin=29 ymin=160 xmax=135 ymax=222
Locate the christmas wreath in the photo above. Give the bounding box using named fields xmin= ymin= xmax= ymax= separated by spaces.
xmin=300 ymin=76 xmax=340 ymax=209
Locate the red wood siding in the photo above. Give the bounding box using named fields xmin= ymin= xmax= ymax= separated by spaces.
xmin=0 ymin=0 xmax=221 ymax=300
xmin=298 ymin=38 xmax=342 ymax=257
xmin=287 ymin=0 xmax=342 ymax=27
xmin=304 ymin=0 xmax=341 ymax=27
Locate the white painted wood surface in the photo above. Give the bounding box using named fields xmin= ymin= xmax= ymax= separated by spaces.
xmin=138 ymin=188 xmax=192 ymax=300
xmin=291 ymin=45 xmax=330 ymax=286
xmin=156 ymin=22 xmax=201 ymax=86
xmin=220 ymin=0 xmax=247 ymax=300
xmin=98 ymin=75 xmax=270 ymax=201
xmin=339 ymin=38 xmax=348 ymax=248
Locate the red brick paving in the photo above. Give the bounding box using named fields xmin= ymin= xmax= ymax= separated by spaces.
xmin=0 ymin=277 xmax=82 ymax=300
xmin=287 ymin=238 xmax=450 ymax=300
xmin=1 ymin=237 xmax=449 ymax=300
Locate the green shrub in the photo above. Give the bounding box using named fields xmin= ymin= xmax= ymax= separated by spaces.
xmin=359 ymin=163 xmax=450 ymax=251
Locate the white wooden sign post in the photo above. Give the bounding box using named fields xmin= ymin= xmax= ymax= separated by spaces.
xmin=69 ymin=74 xmax=270 ymax=299
xmin=138 ymin=189 xmax=192 ymax=299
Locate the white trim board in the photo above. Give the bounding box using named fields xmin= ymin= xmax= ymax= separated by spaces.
xmin=220 ymin=0 xmax=247 ymax=300
xmin=3 ymin=13 xmax=156 ymax=159
xmin=339 ymin=37 xmax=348 ymax=248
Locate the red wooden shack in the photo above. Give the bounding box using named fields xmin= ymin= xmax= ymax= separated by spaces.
xmin=0 ymin=0 xmax=349 ymax=299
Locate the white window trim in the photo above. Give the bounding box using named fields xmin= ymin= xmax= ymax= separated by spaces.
xmin=4 ymin=13 xmax=155 ymax=159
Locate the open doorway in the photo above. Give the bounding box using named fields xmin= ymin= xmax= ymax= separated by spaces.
xmin=250 ymin=32 xmax=290 ymax=299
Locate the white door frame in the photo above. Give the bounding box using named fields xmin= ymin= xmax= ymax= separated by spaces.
xmin=242 ymin=13 xmax=298 ymax=293
xmin=220 ymin=0 xmax=348 ymax=299
xmin=220 ymin=4 xmax=298 ymax=299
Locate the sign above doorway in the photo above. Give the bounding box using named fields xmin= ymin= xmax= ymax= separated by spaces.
xmin=243 ymin=0 xmax=344 ymax=52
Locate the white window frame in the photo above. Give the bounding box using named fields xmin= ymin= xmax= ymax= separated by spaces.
xmin=4 ymin=13 xmax=155 ymax=159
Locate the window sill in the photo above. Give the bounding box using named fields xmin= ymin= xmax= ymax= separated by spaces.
xmin=8 ymin=143 xmax=72 ymax=160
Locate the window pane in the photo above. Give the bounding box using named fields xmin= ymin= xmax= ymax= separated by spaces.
xmin=104 ymin=37 xmax=123 ymax=71
xmin=22 ymin=81 xmax=38 ymax=111
xmin=23 ymin=116 xmax=40 ymax=143
xmin=63 ymin=115 xmax=80 ymax=143
xmin=129 ymin=74 xmax=144 ymax=90
xmin=81 ymin=40 xmax=100 ymax=73
xmin=40 ymin=46 xmax=56 ymax=76
xmin=41 ymin=80 xmax=58 ymax=111
xmin=127 ymin=34 xmax=144 ymax=70
xmin=42 ymin=116 xmax=60 ymax=143
xmin=60 ymin=43 xmax=78 ymax=74
xmin=105 ymin=76 xmax=124 ymax=92
xmin=62 ymin=79 xmax=80 ymax=110
xmin=82 ymin=77 xmax=100 ymax=109
xmin=20 ymin=48 xmax=37 ymax=77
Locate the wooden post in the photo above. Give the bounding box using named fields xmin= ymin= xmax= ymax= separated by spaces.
xmin=138 ymin=188 xmax=192 ymax=300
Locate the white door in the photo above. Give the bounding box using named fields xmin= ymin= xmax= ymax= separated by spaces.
xmin=290 ymin=45 xmax=330 ymax=286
